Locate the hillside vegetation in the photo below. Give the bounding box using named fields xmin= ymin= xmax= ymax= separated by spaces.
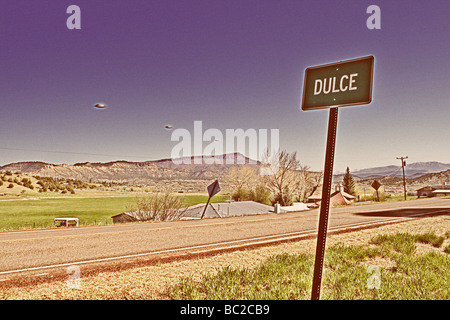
xmin=0 ymin=170 xmax=100 ymax=196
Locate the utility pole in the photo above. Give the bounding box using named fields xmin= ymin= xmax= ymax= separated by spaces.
xmin=397 ymin=156 xmax=408 ymax=200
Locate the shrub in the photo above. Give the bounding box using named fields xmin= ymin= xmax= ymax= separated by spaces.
xmin=129 ymin=188 xmax=187 ymax=221
xmin=272 ymin=188 xmax=294 ymax=206
xmin=7 ymin=183 xmax=14 ymax=189
xmin=231 ymin=186 xmax=272 ymax=205
xmin=252 ymin=186 xmax=272 ymax=205
xmin=370 ymin=190 xmax=389 ymax=202
xmin=232 ymin=187 xmax=253 ymax=202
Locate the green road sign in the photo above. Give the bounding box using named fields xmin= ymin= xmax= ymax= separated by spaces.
xmin=301 ymin=56 xmax=374 ymax=111
xmin=304 ymin=55 xmax=376 ymax=300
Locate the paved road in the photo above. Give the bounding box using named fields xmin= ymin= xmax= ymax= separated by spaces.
xmin=0 ymin=197 xmax=449 ymax=274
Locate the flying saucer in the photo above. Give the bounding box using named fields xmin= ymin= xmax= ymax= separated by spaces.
xmin=94 ymin=103 xmax=107 ymax=109
xmin=165 ymin=125 xmax=174 ymax=130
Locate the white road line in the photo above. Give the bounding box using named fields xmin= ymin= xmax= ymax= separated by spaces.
xmin=1 ymin=210 xmax=444 ymax=276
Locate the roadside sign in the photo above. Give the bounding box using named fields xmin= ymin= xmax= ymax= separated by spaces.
xmin=207 ymin=180 xmax=220 ymax=197
xmin=371 ymin=180 xmax=381 ymax=190
xmin=372 ymin=180 xmax=381 ymax=202
xmin=201 ymin=180 xmax=220 ymax=219
xmin=303 ymin=56 xmax=375 ymax=300
xmin=302 ymin=56 xmax=374 ymax=111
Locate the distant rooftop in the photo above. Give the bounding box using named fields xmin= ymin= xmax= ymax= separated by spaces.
xmin=181 ymin=201 xmax=273 ymax=220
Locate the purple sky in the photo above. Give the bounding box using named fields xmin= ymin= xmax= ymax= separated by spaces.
xmin=1 ymin=0 xmax=449 ymax=171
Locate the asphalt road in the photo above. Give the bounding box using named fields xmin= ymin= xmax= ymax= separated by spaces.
xmin=0 ymin=197 xmax=449 ymax=275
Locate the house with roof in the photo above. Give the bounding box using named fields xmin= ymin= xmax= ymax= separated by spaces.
xmin=416 ymin=185 xmax=450 ymax=198
xmin=111 ymin=211 xmax=142 ymax=223
xmin=307 ymin=184 xmax=356 ymax=207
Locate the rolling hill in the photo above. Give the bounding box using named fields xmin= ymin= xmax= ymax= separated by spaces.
xmin=350 ymin=162 xmax=450 ymax=179
xmin=1 ymin=155 xmax=449 ymax=188
xmin=0 ymin=153 xmax=257 ymax=185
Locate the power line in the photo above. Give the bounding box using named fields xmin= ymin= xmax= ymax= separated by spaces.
xmin=385 ymin=165 xmax=403 ymax=177
xmin=0 ymin=147 xmax=152 ymax=160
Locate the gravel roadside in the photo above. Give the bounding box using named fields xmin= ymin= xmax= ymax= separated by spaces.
xmin=0 ymin=215 xmax=448 ymax=299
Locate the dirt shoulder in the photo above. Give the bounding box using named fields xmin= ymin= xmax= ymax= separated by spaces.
xmin=0 ymin=215 xmax=448 ymax=299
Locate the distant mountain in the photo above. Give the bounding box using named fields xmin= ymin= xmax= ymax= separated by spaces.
xmin=350 ymin=162 xmax=450 ymax=179
xmin=0 ymin=153 xmax=257 ymax=184
xmin=154 ymin=153 xmax=258 ymax=168
xmin=2 ymin=155 xmax=449 ymax=186
xmin=410 ymin=169 xmax=450 ymax=186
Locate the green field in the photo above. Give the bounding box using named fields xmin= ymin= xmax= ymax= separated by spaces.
xmin=0 ymin=194 xmax=228 ymax=231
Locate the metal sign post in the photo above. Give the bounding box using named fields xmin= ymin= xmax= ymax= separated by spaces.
xmin=301 ymin=56 xmax=374 ymax=300
xmin=200 ymin=180 xmax=220 ymax=219
xmin=310 ymin=107 xmax=338 ymax=300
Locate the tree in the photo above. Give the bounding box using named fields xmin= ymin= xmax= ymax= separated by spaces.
xmin=224 ymin=165 xmax=263 ymax=203
xmin=261 ymin=150 xmax=301 ymax=206
xmin=294 ymin=168 xmax=323 ymax=202
xmin=343 ymin=167 xmax=356 ymax=196
xmin=223 ymin=165 xmax=258 ymax=192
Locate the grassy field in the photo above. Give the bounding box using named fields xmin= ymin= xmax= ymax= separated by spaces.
xmin=0 ymin=194 xmax=228 ymax=231
xmin=168 ymin=231 xmax=450 ymax=300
